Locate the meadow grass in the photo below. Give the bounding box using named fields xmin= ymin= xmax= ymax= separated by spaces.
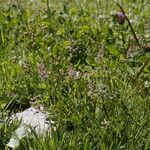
xmin=0 ymin=0 xmax=150 ymax=149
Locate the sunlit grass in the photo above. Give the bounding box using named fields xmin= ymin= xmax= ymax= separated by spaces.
xmin=0 ymin=0 xmax=150 ymax=149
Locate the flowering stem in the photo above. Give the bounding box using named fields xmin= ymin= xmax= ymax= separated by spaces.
xmin=116 ymin=3 xmax=142 ymax=49
xmin=117 ymin=3 xmax=150 ymax=82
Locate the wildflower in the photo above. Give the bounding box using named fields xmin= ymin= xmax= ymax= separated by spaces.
xmin=37 ymin=60 xmax=48 ymax=80
xmin=67 ymin=64 xmax=80 ymax=79
xmin=116 ymin=12 xmax=126 ymax=25
xmin=67 ymin=64 xmax=76 ymax=77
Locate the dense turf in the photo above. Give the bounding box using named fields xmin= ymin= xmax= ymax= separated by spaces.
xmin=0 ymin=0 xmax=150 ymax=149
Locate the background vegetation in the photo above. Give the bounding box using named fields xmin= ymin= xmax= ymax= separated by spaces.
xmin=0 ymin=0 xmax=150 ymax=149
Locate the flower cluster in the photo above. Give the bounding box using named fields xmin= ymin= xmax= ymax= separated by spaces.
xmin=37 ymin=60 xmax=48 ymax=80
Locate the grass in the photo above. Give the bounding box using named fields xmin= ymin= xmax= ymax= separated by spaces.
xmin=0 ymin=0 xmax=150 ymax=149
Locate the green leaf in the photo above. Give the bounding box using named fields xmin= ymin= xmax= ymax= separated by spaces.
xmin=108 ymin=45 xmax=120 ymax=55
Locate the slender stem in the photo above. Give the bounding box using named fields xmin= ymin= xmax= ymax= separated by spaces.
xmin=133 ymin=58 xmax=150 ymax=82
xmin=46 ymin=0 xmax=50 ymax=10
xmin=46 ymin=0 xmax=51 ymax=18
xmin=116 ymin=3 xmax=142 ymax=49
xmin=117 ymin=3 xmax=149 ymax=82
xmin=93 ymin=98 xmax=97 ymax=120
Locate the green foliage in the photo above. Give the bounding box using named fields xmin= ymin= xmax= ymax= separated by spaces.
xmin=0 ymin=0 xmax=150 ymax=149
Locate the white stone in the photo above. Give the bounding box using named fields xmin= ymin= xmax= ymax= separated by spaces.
xmin=7 ymin=107 xmax=54 ymax=148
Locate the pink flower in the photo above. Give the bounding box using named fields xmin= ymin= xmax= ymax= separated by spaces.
xmin=116 ymin=12 xmax=126 ymax=25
